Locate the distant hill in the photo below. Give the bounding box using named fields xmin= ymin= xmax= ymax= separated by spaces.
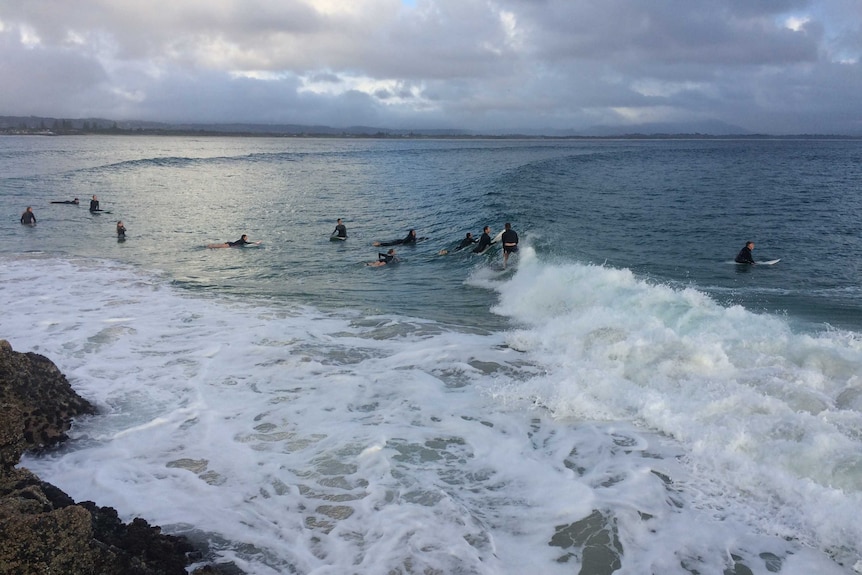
xmin=578 ymin=120 xmax=751 ymax=137
xmin=1 ymin=115 xmax=858 ymax=139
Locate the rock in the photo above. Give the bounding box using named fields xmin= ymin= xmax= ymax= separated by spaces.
xmin=0 ymin=339 xmax=97 ymax=460
xmin=0 ymin=340 xmax=239 ymax=575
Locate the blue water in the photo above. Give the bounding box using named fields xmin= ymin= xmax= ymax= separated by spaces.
xmin=2 ymin=135 xmax=862 ymax=575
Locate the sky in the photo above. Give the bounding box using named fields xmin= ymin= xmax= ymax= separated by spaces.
xmin=0 ymin=0 xmax=860 ymax=135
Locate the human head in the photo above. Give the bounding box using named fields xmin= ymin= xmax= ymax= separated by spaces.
xmin=337 ymin=218 xmax=342 ymax=224
xmin=241 ymin=234 xmax=248 ymax=240
xmin=504 ymin=222 xmax=511 ymax=230
xmin=409 ymin=229 xmax=416 ymax=236
xmin=746 ymin=241 xmax=754 ymax=249
xmin=92 ymin=195 xmax=97 ymax=199
xmin=465 ymin=232 xmax=472 ymax=239
xmin=483 ymin=226 xmax=490 ymax=233
xmin=388 ymin=249 xmax=395 ymax=255
xmin=26 ymin=206 xmax=32 ymax=211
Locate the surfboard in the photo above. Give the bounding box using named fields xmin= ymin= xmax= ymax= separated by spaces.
xmin=90 ymin=210 xmax=112 ymax=214
xmin=330 ymin=234 xmax=347 ymax=241
xmin=729 ymin=258 xmax=780 ymax=265
xmin=207 ymin=241 xmax=262 ymax=249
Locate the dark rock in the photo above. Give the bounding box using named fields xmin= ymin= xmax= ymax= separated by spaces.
xmin=0 ymin=340 xmax=240 ymax=575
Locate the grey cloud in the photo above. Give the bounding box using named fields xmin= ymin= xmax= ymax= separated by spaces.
xmin=0 ymin=0 xmax=859 ymax=134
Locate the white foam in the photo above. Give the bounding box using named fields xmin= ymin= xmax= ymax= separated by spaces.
xmin=4 ymin=255 xmax=859 ymax=574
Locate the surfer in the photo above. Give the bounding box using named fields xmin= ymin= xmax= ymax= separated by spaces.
xmin=373 ymin=229 xmax=417 ymax=247
xmin=439 ymin=232 xmax=478 ymax=255
xmin=472 ymin=226 xmax=493 ymax=253
xmin=333 ymin=218 xmax=347 ymax=239
xmin=50 ymin=198 xmax=79 ymax=205
xmin=457 ymin=232 xmax=477 ymax=250
xmin=20 ymin=206 xmax=36 ymax=225
xmin=117 ymin=221 xmax=126 ymax=239
xmin=501 ymin=222 xmax=519 ymax=268
xmin=735 ymin=241 xmax=756 ymax=264
xmin=207 ymin=234 xmax=258 ymax=248
xmin=367 ymin=249 xmax=399 ymax=267
xmin=89 ymin=195 xmax=101 ymax=212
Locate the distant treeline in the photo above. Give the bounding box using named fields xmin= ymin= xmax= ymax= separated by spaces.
xmin=1 ymin=115 xmax=860 ymax=140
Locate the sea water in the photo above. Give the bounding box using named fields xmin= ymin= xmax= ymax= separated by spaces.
xmin=1 ymin=135 xmax=861 ymax=574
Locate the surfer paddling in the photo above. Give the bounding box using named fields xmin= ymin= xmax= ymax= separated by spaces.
xmin=207 ymin=234 xmax=260 ymax=248
xmin=373 ymin=229 xmax=418 ymax=247
xmin=366 ymin=249 xmax=399 ymax=267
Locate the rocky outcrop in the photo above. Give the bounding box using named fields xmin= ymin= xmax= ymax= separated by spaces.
xmin=0 ymin=340 xmax=233 ymax=575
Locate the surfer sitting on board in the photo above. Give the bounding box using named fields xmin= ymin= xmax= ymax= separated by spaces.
xmin=333 ymin=218 xmax=347 ymax=239
xmin=472 ymin=226 xmax=493 ymax=253
xmin=366 ymin=249 xmax=399 ymax=267
xmin=207 ymin=234 xmax=259 ymax=248
xmin=20 ymin=206 xmax=36 ymax=225
xmin=373 ymin=229 xmax=417 ymax=247
xmin=89 ymin=195 xmax=101 ymax=212
xmin=735 ymin=241 xmax=756 ymax=264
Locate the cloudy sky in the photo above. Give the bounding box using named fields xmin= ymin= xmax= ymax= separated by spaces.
xmin=1 ymin=0 xmax=860 ymax=134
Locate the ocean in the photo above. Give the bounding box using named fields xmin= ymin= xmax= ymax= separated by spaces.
xmin=1 ymin=135 xmax=861 ymax=575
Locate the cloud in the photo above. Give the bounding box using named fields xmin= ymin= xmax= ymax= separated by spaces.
xmin=0 ymin=0 xmax=860 ymax=133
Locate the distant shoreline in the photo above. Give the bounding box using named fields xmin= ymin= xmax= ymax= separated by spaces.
xmin=2 ymin=129 xmax=861 ymax=141
xmin=2 ymin=114 xmax=861 ymax=140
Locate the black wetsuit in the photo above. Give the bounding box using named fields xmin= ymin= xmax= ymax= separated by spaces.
xmin=51 ymin=200 xmax=79 ymax=204
xmin=501 ymin=229 xmax=519 ymax=253
xmin=89 ymin=199 xmax=100 ymax=212
xmin=378 ymin=252 xmax=398 ymax=264
xmin=20 ymin=211 xmax=36 ymax=224
xmin=473 ymin=233 xmax=492 ymax=253
xmin=334 ymin=224 xmax=347 ymax=238
xmin=117 ymin=224 xmax=126 ymax=238
xmin=457 ymin=236 xmax=477 ymax=250
xmin=378 ymin=232 xmax=417 ymax=247
xmin=735 ymin=246 xmax=755 ymax=264
xmin=227 ymin=237 xmax=251 ymax=247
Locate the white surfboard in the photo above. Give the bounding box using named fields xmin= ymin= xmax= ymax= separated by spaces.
xmin=728 ymin=258 xmax=780 ymax=265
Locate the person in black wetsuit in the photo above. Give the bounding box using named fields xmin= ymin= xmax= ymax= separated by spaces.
xmin=228 ymin=235 xmax=252 ymax=246
xmin=333 ymin=218 xmax=347 ymax=238
xmin=89 ymin=195 xmax=101 ymax=212
xmin=374 ymin=229 xmax=417 ymax=247
xmin=501 ymin=222 xmax=519 ymax=268
xmin=50 ymin=198 xmax=79 ymax=205
xmin=439 ymin=231 xmax=479 ymax=255
xmin=207 ymin=234 xmax=257 ymax=248
xmin=735 ymin=241 xmax=755 ymax=264
xmin=117 ymin=221 xmax=126 ymax=239
xmin=20 ymin=207 xmax=36 ymax=225
xmin=457 ymin=233 xmax=477 ymax=250
xmin=472 ymin=226 xmax=493 ymax=253
xmin=366 ymin=248 xmax=399 ymax=267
